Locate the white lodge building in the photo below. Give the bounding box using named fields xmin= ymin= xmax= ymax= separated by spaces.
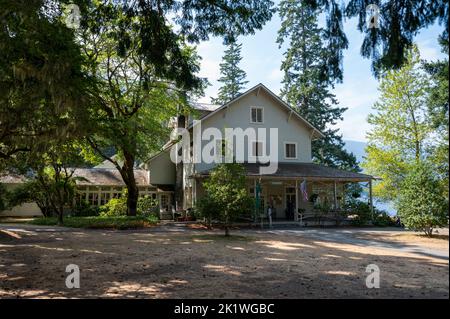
xmin=146 ymin=84 xmax=374 ymax=222
xmin=1 ymin=84 xmax=373 ymax=222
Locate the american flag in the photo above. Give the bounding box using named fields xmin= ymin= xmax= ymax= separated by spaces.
xmin=300 ymin=180 xmax=308 ymax=202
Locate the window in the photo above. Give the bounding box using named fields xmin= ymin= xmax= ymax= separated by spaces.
xmin=100 ymin=192 xmax=110 ymax=205
xmin=285 ymin=142 xmax=297 ymax=159
xmin=250 ymin=107 xmax=263 ymax=123
xmin=88 ymin=192 xmax=99 ymax=206
xmin=252 ymin=141 xmax=264 ymax=157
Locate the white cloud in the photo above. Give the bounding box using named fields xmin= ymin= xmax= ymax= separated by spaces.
xmin=334 ymin=84 xmax=379 ymax=110
xmin=417 ymin=39 xmax=444 ymax=61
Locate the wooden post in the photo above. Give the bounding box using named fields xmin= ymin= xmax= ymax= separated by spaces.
xmin=369 ymin=179 xmax=374 ymax=222
xmin=295 ymin=179 xmax=299 ymax=222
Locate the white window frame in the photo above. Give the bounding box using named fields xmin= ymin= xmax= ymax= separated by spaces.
xmin=284 ymin=142 xmax=297 ymax=159
xmin=251 ymin=140 xmax=264 ymax=158
xmin=250 ymin=106 xmax=264 ymax=124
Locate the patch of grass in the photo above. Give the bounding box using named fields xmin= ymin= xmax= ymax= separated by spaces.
xmin=0 ymin=217 xmax=35 ymax=224
xmin=29 ymin=215 xmax=159 ymax=230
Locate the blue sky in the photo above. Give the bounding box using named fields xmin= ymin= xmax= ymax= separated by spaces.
xmin=195 ymin=2 xmax=447 ymax=142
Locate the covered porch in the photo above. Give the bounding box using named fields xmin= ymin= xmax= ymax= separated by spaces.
xmin=243 ymin=163 xmax=374 ymax=226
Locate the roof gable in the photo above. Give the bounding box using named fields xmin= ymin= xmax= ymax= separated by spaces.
xmin=191 ymin=83 xmax=324 ymax=139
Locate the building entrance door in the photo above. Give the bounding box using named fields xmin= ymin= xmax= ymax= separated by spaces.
xmin=267 ymin=183 xmax=283 ymax=220
xmin=285 ymin=187 xmax=296 ymax=220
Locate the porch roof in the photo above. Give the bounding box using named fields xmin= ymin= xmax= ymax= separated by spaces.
xmin=195 ymin=162 xmax=373 ymax=182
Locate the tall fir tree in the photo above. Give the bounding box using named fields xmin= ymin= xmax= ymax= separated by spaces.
xmin=277 ymin=0 xmax=359 ymax=171
xmin=212 ymin=41 xmax=249 ymax=105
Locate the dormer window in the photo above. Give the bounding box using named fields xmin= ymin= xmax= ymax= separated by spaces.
xmin=250 ymin=107 xmax=263 ymax=123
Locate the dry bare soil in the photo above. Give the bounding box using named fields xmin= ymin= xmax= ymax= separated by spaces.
xmin=0 ymin=224 xmax=448 ymax=298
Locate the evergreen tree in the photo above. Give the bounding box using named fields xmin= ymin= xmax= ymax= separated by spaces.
xmin=212 ymin=41 xmax=249 ymax=105
xmin=277 ymin=0 xmax=359 ymax=171
xmin=300 ymin=0 xmax=447 ymax=77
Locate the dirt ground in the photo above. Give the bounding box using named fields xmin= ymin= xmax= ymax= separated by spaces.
xmin=0 ymin=224 xmax=448 ymax=299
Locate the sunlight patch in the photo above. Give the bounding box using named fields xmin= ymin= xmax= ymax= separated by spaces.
xmin=256 ymin=240 xmax=313 ymax=250
xmin=326 ymin=270 xmax=355 ymax=276
xmin=203 ymin=264 xmax=242 ymax=276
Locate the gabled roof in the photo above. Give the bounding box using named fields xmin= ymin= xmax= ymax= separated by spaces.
xmin=189 ymin=83 xmax=325 ymax=139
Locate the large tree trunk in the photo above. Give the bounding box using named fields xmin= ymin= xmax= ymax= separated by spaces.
xmin=126 ymin=182 xmax=139 ymax=216
xmin=48 ymin=194 xmax=64 ymax=225
xmin=224 ymin=214 xmax=230 ymax=237
xmin=120 ymin=151 xmax=139 ymax=216
xmin=57 ymin=207 xmax=64 ymax=226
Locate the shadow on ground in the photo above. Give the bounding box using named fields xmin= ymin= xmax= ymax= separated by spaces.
xmin=0 ymin=225 xmax=448 ymax=299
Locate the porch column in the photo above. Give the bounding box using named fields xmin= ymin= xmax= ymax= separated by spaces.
xmin=295 ymin=179 xmax=299 ymax=222
xmin=369 ymin=179 xmax=374 ymax=221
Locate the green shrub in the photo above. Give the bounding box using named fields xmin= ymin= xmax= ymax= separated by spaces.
xmin=344 ymin=199 xmax=372 ymax=226
xmin=313 ymin=202 xmax=332 ymax=226
xmin=29 ymin=216 xmax=158 ymax=229
xmin=137 ymin=195 xmax=159 ymax=217
xmin=99 ymin=194 xmax=159 ymax=218
xmin=99 ymin=197 xmax=127 ymax=217
xmin=196 ymin=195 xmax=220 ymax=228
xmin=0 ymin=183 xmax=7 ymax=211
xmin=344 ymin=199 xmax=396 ymax=227
xmin=397 ymin=162 xmax=449 ymax=237
xmin=373 ymin=210 xmax=395 ymax=227
xmin=71 ymin=200 xmax=99 ymax=217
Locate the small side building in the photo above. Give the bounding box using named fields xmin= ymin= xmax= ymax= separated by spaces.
xmin=0 ymin=168 xmax=174 ymax=218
